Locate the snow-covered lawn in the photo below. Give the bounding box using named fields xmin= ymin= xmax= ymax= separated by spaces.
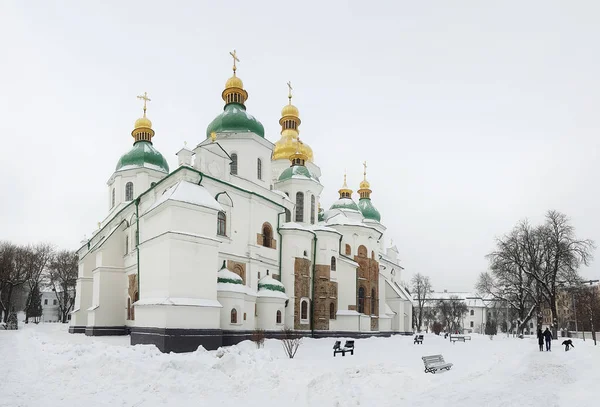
xmin=1 ymin=325 xmax=597 ymax=407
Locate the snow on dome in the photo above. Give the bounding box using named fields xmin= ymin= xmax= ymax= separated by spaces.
xmin=217 ymin=264 xmax=243 ymax=285
xmin=257 ymin=275 xmax=288 ymax=299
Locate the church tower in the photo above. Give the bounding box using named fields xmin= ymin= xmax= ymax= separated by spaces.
xmin=271 ymin=83 xmax=321 ymax=183
xmin=108 ymin=93 xmax=169 ymax=212
xmin=202 ymin=51 xmax=271 ymax=187
xmin=357 ymin=162 xmax=381 ymax=222
xmin=329 ymin=172 xmax=360 ymax=212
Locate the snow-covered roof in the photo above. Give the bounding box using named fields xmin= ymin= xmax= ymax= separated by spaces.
xmin=384 ymin=303 xmax=396 ymax=316
xmin=217 ymin=282 xmax=257 ymax=296
xmin=135 ymin=297 xmax=222 ymax=307
xmin=336 ymin=310 xmax=360 ymax=316
xmin=145 ymin=180 xmax=223 ymax=214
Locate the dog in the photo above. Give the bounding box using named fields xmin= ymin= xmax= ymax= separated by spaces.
xmin=562 ymin=339 xmax=575 ymax=351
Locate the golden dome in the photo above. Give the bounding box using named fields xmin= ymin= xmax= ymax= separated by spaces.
xmin=281 ymin=103 xmax=299 ymax=117
xmin=134 ymin=116 xmax=152 ymax=129
xmin=273 ymin=137 xmax=314 ymax=162
xmin=272 ymin=81 xmax=314 ymax=162
xmin=225 ymin=75 xmax=244 ymax=89
xmin=359 ymin=179 xmax=370 ymax=189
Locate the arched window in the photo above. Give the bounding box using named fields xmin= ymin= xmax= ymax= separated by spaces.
xmin=371 ymin=288 xmax=376 ymax=314
xmin=358 ymin=245 xmax=367 ymax=258
xmin=470 ymin=309 xmax=474 ymax=316
xmin=301 ymin=300 xmax=308 ymax=321
xmin=230 ymin=308 xmax=237 ymax=324
xmin=358 ymin=287 xmax=365 ymax=314
xmin=276 ymin=310 xmax=282 ymax=324
xmin=295 ymin=192 xmax=304 ymax=222
xmin=125 ymin=235 xmax=129 ymax=255
xmin=230 ymin=154 xmax=238 ymax=175
xmin=111 ymin=188 xmax=115 ymax=208
xmin=331 ymin=256 xmax=336 ymax=271
xmin=217 ymin=212 xmax=227 ymax=236
xmin=330 ymin=303 xmax=335 ymax=319
xmin=257 ymin=158 xmax=262 ymax=180
xmin=125 ymin=182 xmax=134 ymax=201
xmin=371 ymin=251 xmax=375 ymax=259
xmin=262 ymin=223 xmax=272 ymax=248
xmin=310 ymin=195 xmax=315 ymax=224
xmin=285 ymin=209 xmax=291 ymax=222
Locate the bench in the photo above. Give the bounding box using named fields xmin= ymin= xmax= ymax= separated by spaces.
xmin=449 ymin=335 xmax=470 ymax=343
xmin=422 ymin=354 xmax=453 ymax=374
xmin=414 ymin=334 xmax=424 ymax=344
xmin=333 ymin=340 xmax=355 ymax=356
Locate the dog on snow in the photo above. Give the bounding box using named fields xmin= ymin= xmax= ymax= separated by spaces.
xmin=562 ymin=339 xmax=575 ymax=351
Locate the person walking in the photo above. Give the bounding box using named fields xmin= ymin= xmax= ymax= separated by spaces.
xmin=543 ymin=327 xmax=553 ymax=351
xmin=537 ymin=328 xmax=544 ymax=351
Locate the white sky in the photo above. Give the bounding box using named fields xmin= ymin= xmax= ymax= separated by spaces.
xmin=1 ymin=1 xmax=599 ymax=291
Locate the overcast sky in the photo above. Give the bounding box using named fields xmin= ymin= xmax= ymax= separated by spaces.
xmin=1 ymin=1 xmax=599 ymax=291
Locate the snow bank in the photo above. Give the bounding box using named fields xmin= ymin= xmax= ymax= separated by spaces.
xmin=0 ymin=325 xmax=597 ymax=406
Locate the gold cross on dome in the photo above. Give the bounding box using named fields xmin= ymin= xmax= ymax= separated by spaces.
xmin=136 ymin=92 xmax=151 ymax=116
xmin=363 ymin=161 xmax=368 ymax=179
xmin=287 ymin=81 xmax=293 ymax=104
xmin=229 ymin=49 xmax=240 ymax=74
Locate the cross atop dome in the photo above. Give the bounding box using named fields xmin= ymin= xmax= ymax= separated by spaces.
xmin=229 ymin=49 xmax=239 ymax=76
xmin=136 ymin=91 xmax=151 ymax=117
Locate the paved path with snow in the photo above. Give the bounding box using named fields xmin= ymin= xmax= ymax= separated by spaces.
xmin=1 ymin=325 xmax=597 ymax=407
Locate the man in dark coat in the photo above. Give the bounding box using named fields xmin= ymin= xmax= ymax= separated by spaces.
xmin=537 ymin=328 xmax=544 ymax=351
xmin=543 ymin=327 xmax=553 ymax=351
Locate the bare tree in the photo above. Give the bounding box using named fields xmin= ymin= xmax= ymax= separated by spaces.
xmin=0 ymin=243 xmax=31 ymax=323
xmin=251 ymin=329 xmax=266 ymax=349
xmin=24 ymin=243 xmax=54 ymax=323
xmin=484 ymin=212 xmax=594 ymax=337
xmin=435 ymin=296 xmax=468 ymax=333
xmin=528 ymin=211 xmax=594 ymax=337
xmin=423 ymin=308 xmax=438 ymax=333
xmin=281 ymin=328 xmax=302 ymax=359
xmin=482 ymin=221 xmax=541 ymax=334
xmin=411 ymin=273 xmax=432 ymax=332
xmin=47 ymin=250 xmax=78 ymax=323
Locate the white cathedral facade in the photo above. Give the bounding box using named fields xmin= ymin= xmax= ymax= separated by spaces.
xmin=69 ymin=55 xmax=413 ymax=352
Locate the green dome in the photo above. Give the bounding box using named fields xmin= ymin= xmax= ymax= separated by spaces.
xmin=278 ymin=165 xmax=314 ymax=181
xmin=115 ymin=141 xmax=169 ymax=173
xmin=318 ymin=208 xmax=325 ymax=222
xmin=330 ymin=198 xmax=360 ymax=212
xmin=206 ymin=103 xmax=265 ymax=138
xmin=358 ymin=198 xmax=381 ymax=222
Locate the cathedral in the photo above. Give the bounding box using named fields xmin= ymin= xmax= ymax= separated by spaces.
xmin=69 ymin=51 xmax=413 ymax=353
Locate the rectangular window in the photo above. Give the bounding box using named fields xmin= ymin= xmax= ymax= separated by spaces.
xmin=230 ymin=154 xmax=238 ymax=175
xmin=53 ymin=299 xmax=57 ymax=305
xmin=44 ymin=299 xmax=48 ymax=305
xmin=257 ymin=158 xmax=262 ymax=180
xmin=470 ymin=321 xmax=474 ymax=328
xmin=295 ymin=192 xmax=304 ymax=222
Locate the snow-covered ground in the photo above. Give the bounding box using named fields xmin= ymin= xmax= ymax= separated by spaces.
xmin=1 ymin=325 xmax=597 ymax=407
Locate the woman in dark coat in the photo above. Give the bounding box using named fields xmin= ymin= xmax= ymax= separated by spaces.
xmin=537 ymin=328 xmax=544 ymax=351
